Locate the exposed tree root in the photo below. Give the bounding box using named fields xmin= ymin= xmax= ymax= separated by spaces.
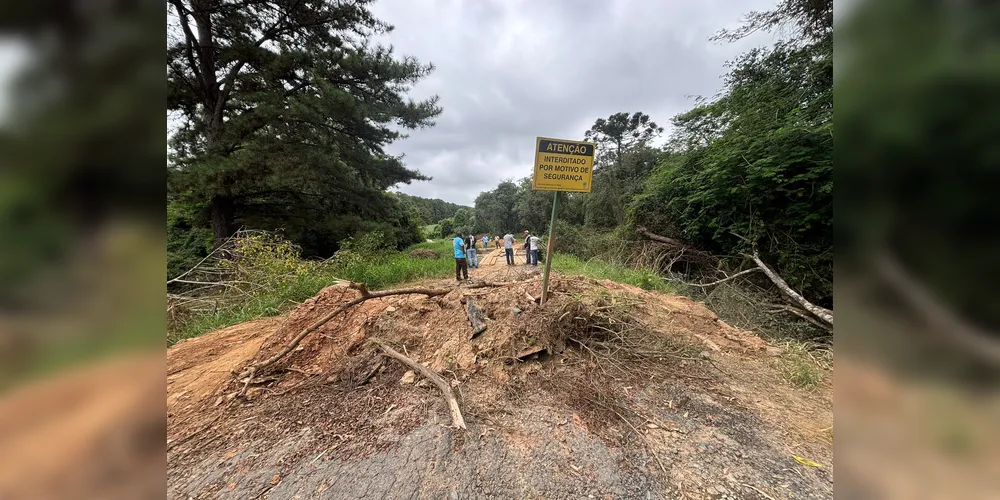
xmin=371 ymin=339 xmax=467 ymax=430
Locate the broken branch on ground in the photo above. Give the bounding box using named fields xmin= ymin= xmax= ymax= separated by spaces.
xmin=371 ymin=339 xmax=467 ymax=430
xmin=236 ymin=282 xmax=450 ymax=396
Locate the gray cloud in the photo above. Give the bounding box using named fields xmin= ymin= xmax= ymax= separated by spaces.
xmin=371 ymin=0 xmax=777 ymax=206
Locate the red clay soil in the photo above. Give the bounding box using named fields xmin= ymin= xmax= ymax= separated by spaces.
xmin=168 ymin=249 xmax=833 ymax=499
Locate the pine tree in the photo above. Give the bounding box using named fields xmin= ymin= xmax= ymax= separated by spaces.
xmin=167 ymin=0 xmax=441 ymax=246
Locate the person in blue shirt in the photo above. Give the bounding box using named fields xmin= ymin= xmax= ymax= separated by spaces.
xmin=453 ymin=232 xmax=468 ymax=281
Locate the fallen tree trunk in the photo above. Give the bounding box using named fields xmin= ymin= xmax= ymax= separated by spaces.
xmin=748 ymin=252 xmax=833 ymax=326
xmin=769 ymin=304 xmax=832 ymax=332
xmin=635 ymin=226 xmax=688 ymax=248
xmin=634 ymin=227 xmax=832 ymax=327
xmin=634 ymin=226 xmax=714 ymax=265
xmin=237 ymin=282 xmax=450 ymax=394
xmin=876 ymin=252 xmax=1000 ymax=365
xmin=463 ymin=297 xmax=488 ymax=338
xmin=372 ymin=339 xmax=467 ymax=430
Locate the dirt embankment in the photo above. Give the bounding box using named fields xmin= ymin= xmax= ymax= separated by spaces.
xmin=168 ymin=250 xmax=832 ymax=499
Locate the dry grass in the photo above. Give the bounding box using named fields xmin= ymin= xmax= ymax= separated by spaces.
xmin=545 ymin=290 xmax=705 ymax=377
xmin=532 ymin=289 xmax=713 ymax=436
xmin=775 ymin=340 xmax=832 ymax=390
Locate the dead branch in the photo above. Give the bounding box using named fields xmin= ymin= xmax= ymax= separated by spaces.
xmin=167 ymin=412 xmax=224 ymax=452
xmin=464 ymin=297 xmax=488 ymax=338
xmin=167 ymin=237 xmax=233 ymax=285
xmin=635 ymin=226 xmax=688 ymax=248
xmin=768 ymin=304 xmax=832 ymax=332
xmin=465 ymin=280 xmax=504 ymax=289
xmin=876 ymin=252 xmax=1000 ymax=365
xmin=636 ymin=228 xmax=831 ymax=327
xmin=355 ymin=356 xmax=386 ymax=386
xmin=683 ymin=267 xmax=763 ymax=288
xmin=610 ymin=408 xmax=668 ymax=474
xmin=747 ymin=251 xmax=833 ymax=326
xmin=237 ymin=283 xmax=449 ymax=391
xmin=633 ymin=228 xmax=716 ymax=268
xmin=371 ymin=339 xmax=467 ymax=430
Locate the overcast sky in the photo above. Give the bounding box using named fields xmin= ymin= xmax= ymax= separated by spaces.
xmin=370 ymin=0 xmax=778 ymax=206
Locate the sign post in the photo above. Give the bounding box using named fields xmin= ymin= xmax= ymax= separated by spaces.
xmin=541 ymin=192 xmax=558 ymax=303
xmin=531 ymin=136 xmax=595 ymax=304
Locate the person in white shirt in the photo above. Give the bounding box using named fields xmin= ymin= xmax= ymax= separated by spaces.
xmin=528 ymin=233 xmax=542 ymax=267
xmin=502 ymin=232 xmax=515 ymax=265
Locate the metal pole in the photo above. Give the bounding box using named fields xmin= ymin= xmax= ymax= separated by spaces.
xmin=540 ymin=191 xmax=559 ymax=304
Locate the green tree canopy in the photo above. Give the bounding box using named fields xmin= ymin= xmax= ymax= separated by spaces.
xmin=584 ymin=111 xmax=664 ymax=168
xmin=167 ymin=0 xmax=440 ymax=255
xmin=631 ymin=0 xmax=832 ymax=304
xmin=582 ymin=112 xmax=664 ymax=228
xmin=474 ymin=180 xmax=520 ymax=235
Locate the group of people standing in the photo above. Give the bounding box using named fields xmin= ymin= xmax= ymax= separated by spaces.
xmin=453 ymin=230 xmax=543 ymax=281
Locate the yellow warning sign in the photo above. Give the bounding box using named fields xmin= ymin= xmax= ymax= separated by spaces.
xmin=531 ymin=136 xmax=596 ymax=192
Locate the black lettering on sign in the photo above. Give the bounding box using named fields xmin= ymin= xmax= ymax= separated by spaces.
xmin=538 ymin=139 xmax=594 ymax=157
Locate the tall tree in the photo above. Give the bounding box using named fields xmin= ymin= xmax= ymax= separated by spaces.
xmin=474 ymin=180 xmax=520 ymax=234
xmin=584 ymin=112 xmax=664 ymax=168
xmin=631 ymin=0 xmax=833 ymax=304
xmin=167 ymin=0 xmax=441 ymax=244
xmin=582 ymin=112 xmax=664 ymax=228
xmin=516 ymin=177 xmax=563 ymax=234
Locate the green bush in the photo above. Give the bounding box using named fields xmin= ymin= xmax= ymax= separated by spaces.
xmin=168 ymin=235 xmax=456 ymax=345
xmin=438 ymin=218 xmax=454 ymax=238
xmin=552 ymin=221 xmax=623 ymax=262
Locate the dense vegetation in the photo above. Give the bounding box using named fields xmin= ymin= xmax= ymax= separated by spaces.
xmin=396 ymin=193 xmax=468 ymax=229
xmin=167 ymin=0 xmax=834 ymax=341
xmin=633 ymin=31 xmax=832 ymax=304
xmin=167 ymin=0 xmax=445 ymax=275
xmin=462 ymin=0 xmax=833 ymax=307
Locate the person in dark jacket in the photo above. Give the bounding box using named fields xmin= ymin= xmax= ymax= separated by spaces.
xmin=466 ymin=233 xmax=479 ymax=268
xmin=523 ymin=230 xmax=531 ymax=264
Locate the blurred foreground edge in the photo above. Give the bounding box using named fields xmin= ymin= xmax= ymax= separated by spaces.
xmin=0 ymin=352 xmax=165 ymax=500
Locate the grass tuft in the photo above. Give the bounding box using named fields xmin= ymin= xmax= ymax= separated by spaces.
xmin=775 ymin=340 xmax=831 ymax=390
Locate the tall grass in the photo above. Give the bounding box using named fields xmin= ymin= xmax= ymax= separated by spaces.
xmin=168 ymin=238 xmax=455 ymax=345
xmin=168 ymin=235 xmax=684 ymax=345
xmin=552 ymin=253 xmax=676 ymax=293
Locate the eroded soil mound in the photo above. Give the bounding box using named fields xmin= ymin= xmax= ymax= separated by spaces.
xmin=168 ymin=261 xmax=832 ymax=499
